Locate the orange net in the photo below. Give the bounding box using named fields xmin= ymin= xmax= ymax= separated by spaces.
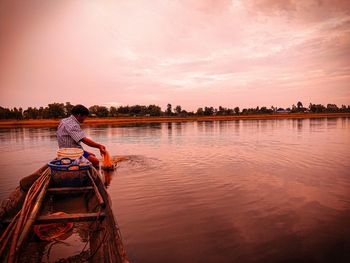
xmin=102 ymin=151 xmax=113 ymax=167
xmin=34 ymin=212 xmax=73 ymax=241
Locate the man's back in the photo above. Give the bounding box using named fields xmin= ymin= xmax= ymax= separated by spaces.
xmin=57 ymin=115 xmax=86 ymax=148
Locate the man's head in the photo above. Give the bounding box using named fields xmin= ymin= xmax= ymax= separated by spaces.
xmin=71 ymin=104 xmax=89 ymax=123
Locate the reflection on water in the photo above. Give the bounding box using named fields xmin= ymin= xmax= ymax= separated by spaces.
xmin=1 ymin=118 xmax=350 ymax=263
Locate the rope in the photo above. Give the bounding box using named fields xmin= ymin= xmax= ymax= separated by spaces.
xmin=87 ymin=225 xmax=109 ymax=260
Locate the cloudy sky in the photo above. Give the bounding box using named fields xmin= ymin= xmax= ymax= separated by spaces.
xmin=0 ymin=0 xmax=349 ymax=110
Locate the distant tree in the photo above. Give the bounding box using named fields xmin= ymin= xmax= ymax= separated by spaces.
xmin=23 ymin=107 xmax=40 ymax=119
xmin=117 ymin=105 xmax=130 ymax=115
xmin=12 ymin=107 xmax=23 ymax=119
xmin=89 ymin=105 xmax=99 ymax=116
xmin=339 ymin=104 xmax=350 ymax=113
xmin=46 ymin=103 xmax=65 ymax=118
xmin=175 ymin=105 xmax=182 ymax=115
xmin=297 ymin=101 xmax=303 ymax=109
xmin=180 ymin=110 xmax=188 ymax=116
xmin=147 ymin=105 xmax=162 ymax=116
xmin=18 ymin=107 xmax=23 ymax=119
xmin=130 ymin=105 xmax=141 ymax=115
xmin=308 ymin=103 xmax=314 ymax=113
xmin=260 ymin=106 xmax=268 ymax=114
xmin=0 ymin=107 xmax=12 ymax=119
xmin=129 ymin=105 xmax=147 ymax=116
xmin=225 ymin=108 xmax=234 ymax=115
xmin=43 ymin=106 xmax=51 ymax=119
xmin=109 ymin=106 xmax=118 ymax=117
xmin=309 ymin=103 xmax=326 ymax=113
xmin=204 ymin=106 xmax=214 ymax=116
xmin=196 ymin=107 xmax=204 ymax=115
xmin=98 ymin=106 xmax=109 ymax=117
xmin=3 ymin=101 xmax=349 ymax=120
xmin=38 ymin=107 xmax=46 ymax=119
xmin=89 ymin=105 xmax=109 ymax=117
xmin=166 ymin=103 xmax=172 ymax=115
xmin=217 ymin=106 xmax=226 ymax=116
xmin=326 ymin=104 xmax=338 ymax=112
xmin=64 ymin=102 xmax=74 ymax=116
xmin=0 ymin=107 xmax=6 ymax=119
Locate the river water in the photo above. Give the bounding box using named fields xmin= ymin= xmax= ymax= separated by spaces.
xmin=0 ymin=118 xmax=350 ymax=263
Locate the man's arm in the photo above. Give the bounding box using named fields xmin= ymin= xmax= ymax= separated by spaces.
xmin=81 ymin=137 xmax=106 ymax=155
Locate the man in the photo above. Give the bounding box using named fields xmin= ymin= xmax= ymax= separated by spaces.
xmin=57 ymin=104 xmax=106 ymax=167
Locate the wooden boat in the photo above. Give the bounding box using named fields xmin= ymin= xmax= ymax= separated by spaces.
xmin=0 ymin=164 xmax=129 ymax=263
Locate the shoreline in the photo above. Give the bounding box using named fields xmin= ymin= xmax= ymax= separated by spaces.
xmin=0 ymin=113 xmax=349 ymax=128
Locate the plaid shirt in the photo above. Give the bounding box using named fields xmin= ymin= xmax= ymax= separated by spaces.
xmin=57 ymin=115 xmax=86 ymax=148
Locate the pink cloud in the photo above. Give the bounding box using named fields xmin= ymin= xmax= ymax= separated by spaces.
xmin=0 ymin=0 xmax=349 ymax=110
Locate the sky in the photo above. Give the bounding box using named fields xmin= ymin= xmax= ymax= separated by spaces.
xmin=0 ymin=0 xmax=349 ymax=111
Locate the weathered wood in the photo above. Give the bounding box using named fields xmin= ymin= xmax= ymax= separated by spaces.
xmin=15 ymin=173 xmax=51 ymax=256
xmin=0 ymin=187 xmax=25 ymax=222
xmin=87 ymin=170 xmax=105 ymax=208
xmin=47 ymin=186 xmax=93 ymax=194
xmin=1 ymin=165 xmax=128 ymax=263
xmin=0 ymin=212 xmax=19 ymax=257
xmin=8 ymin=168 xmax=51 ymax=263
xmin=1 ymin=165 xmax=49 ymax=223
xmin=90 ymin=167 xmax=128 ymax=263
xmin=35 ymin=212 xmax=105 ymax=224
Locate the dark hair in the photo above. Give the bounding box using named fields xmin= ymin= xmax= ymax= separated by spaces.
xmin=71 ymin=104 xmax=89 ymax=116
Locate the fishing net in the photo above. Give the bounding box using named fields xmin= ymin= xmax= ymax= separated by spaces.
xmin=102 ymin=151 xmax=114 ymax=170
xmin=34 ymin=212 xmax=73 ymax=241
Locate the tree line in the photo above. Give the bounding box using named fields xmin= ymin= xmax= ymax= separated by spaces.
xmin=0 ymin=101 xmax=349 ymax=120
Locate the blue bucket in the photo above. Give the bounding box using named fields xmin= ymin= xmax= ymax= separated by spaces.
xmin=48 ymin=158 xmax=91 ymax=171
xmin=48 ymin=158 xmax=91 ymax=187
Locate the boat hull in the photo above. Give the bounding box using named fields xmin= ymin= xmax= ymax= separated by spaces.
xmin=0 ymin=166 xmax=128 ymax=263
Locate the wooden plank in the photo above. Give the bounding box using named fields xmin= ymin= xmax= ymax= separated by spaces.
xmin=47 ymin=186 xmax=93 ymax=194
xmin=35 ymin=212 xmax=105 ymax=224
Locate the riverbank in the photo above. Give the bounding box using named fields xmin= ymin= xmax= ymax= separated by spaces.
xmin=0 ymin=113 xmax=349 ymax=128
